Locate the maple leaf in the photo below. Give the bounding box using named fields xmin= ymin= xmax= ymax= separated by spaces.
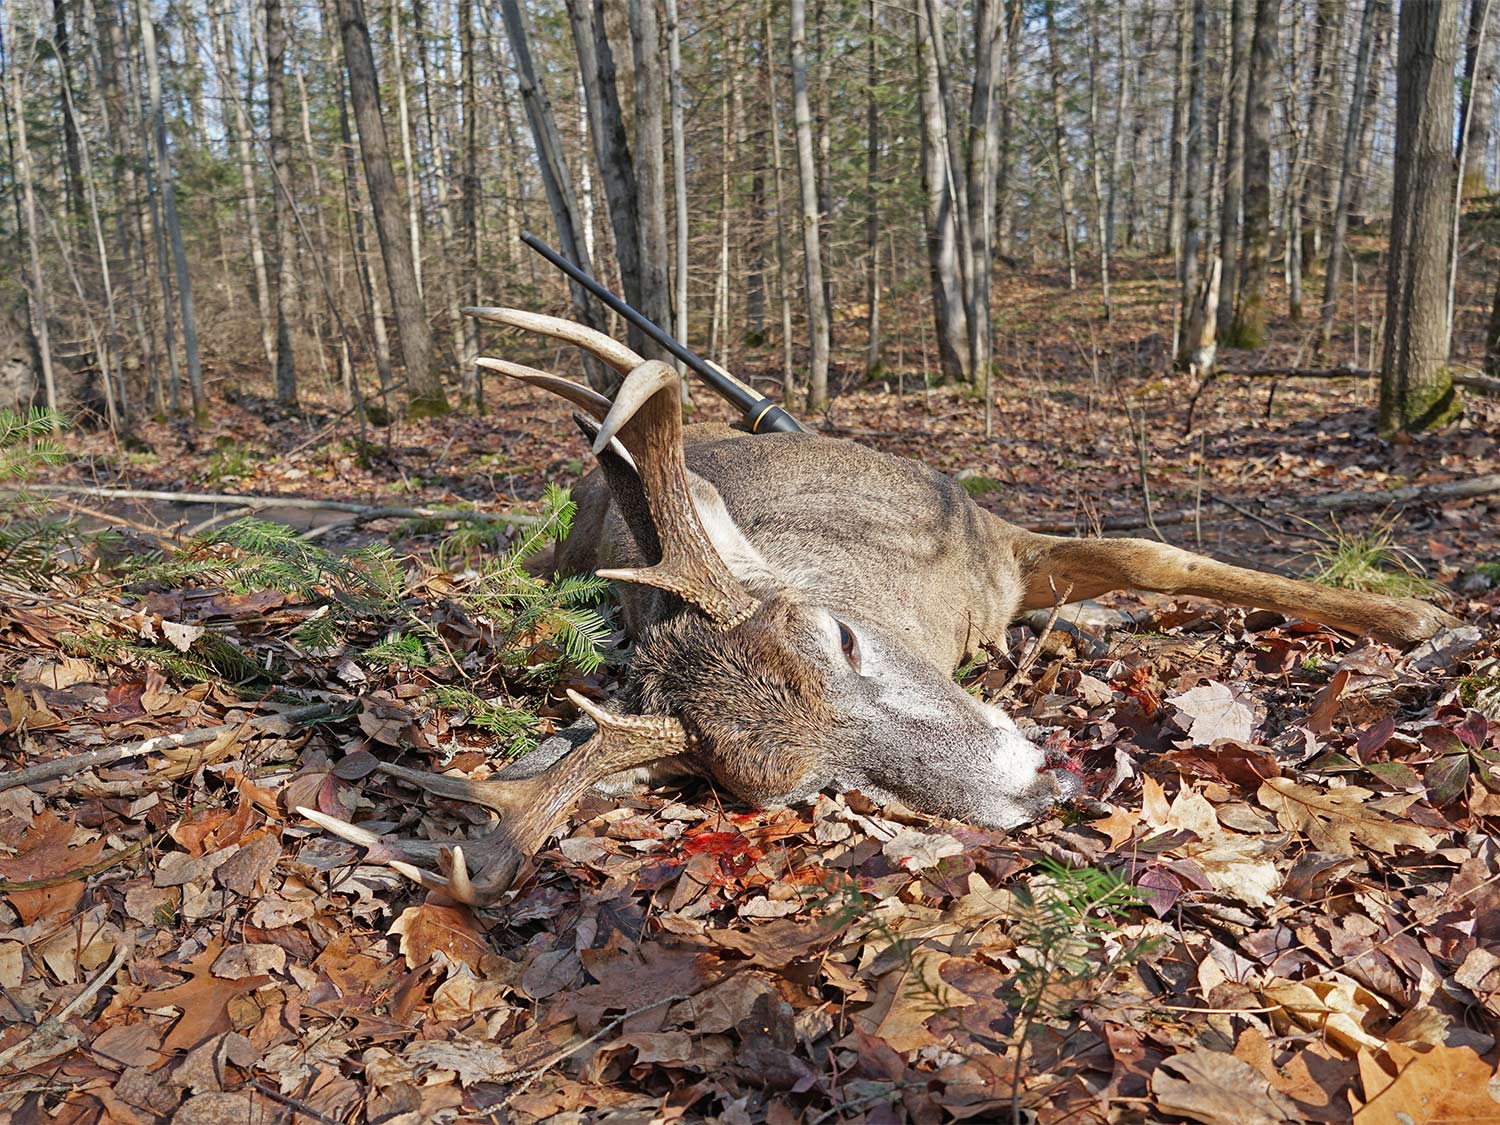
xmin=1168 ymin=681 xmax=1256 ymax=746
xmin=1256 ymin=778 xmax=1432 ymax=856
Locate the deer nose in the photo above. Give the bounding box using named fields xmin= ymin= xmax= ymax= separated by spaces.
xmin=1045 ymin=765 xmax=1083 ymax=802
xmin=1041 ymin=741 xmax=1084 ymax=802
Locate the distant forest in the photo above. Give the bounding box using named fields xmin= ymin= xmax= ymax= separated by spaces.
xmin=2 ymin=0 xmax=1497 ymax=435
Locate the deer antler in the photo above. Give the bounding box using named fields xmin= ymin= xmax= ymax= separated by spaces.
xmin=298 ymin=692 xmax=692 ymax=905
xmin=466 ymin=307 xmax=645 ymax=373
xmin=589 ymin=361 xmax=758 ymax=627
xmin=470 ymin=311 xmax=758 ymax=628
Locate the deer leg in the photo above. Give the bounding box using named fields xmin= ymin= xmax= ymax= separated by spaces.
xmin=1013 ymin=533 xmax=1457 ymax=647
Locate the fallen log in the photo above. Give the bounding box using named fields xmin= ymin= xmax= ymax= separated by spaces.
xmin=1025 ymin=472 xmax=1500 ymax=536
xmin=1213 ymin=365 xmax=1499 ymax=395
xmin=10 ymin=484 xmax=539 ymax=527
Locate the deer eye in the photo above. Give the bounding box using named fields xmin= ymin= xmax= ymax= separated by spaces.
xmin=836 ymin=620 xmax=861 ymax=673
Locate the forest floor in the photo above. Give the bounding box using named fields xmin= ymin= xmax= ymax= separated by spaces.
xmin=4 ymin=233 xmax=1500 ymax=1123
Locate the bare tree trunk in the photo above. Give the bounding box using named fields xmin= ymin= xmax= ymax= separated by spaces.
xmin=55 ymin=28 xmax=123 ymax=427
xmin=266 ymin=0 xmax=299 ymax=405
xmin=966 ymin=0 xmax=1002 ymax=408
xmin=1216 ymin=0 xmax=1250 ymax=340
xmin=765 ymin=9 xmax=796 ymax=400
xmin=790 ymin=0 xmax=829 ymax=411
xmin=1460 ymin=0 xmax=1496 ymax=197
xmin=101 ymin=0 xmax=168 ymax=411
xmin=5 ymin=3 xmax=58 ymax=410
xmin=213 ymin=0 xmax=275 ymax=371
xmin=407 ymin=0 xmax=466 ymax=382
xmin=1347 ymin=4 xmax=1392 ymax=225
xmin=664 ymin=0 xmax=689 ymax=357
xmin=864 ymin=0 xmax=880 ymax=373
xmin=389 ymin=0 xmax=423 ymax=299
xmin=459 ymin=0 xmax=480 ymax=410
xmin=337 ymin=0 xmax=449 ymax=415
xmin=815 ymin=0 xmax=834 ymax=332
xmin=138 ymin=0 xmax=205 ymax=418
xmin=499 ymin=0 xmax=603 ymax=384
xmin=1379 ymin=0 xmax=1460 ymax=438
xmin=1176 ymin=0 xmax=1209 ymax=371
xmin=629 ymin=0 xmax=672 ymax=358
xmin=1299 ymin=0 xmax=1341 ymax=275
xmin=921 ymin=0 xmax=974 ymax=359
xmin=336 ymin=54 xmax=395 ymax=401
xmin=1167 ymin=0 xmax=1190 ymax=261
xmin=51 ymin=0 xmax=84 ymax=223
xmin=1282 ymin=0 xmax=1306 ymax=320
xmin=915 ymin=0 xmax=968 ymax=383
xmin=1085 ymin=2 xmax=1109 ymax=320
xmin=1227 ymin=0 xmax=1281 ymax=350
xmin=1319 ymin=0 xmax=1382 ymax=355
xmin=710 ymin=33 xmax=733 ymax=360
xmin=1044 ymin=0 xmax=1078 ymax=290
xmin=564 ymin=0 xmax=648 ymax=362
xmin=994 ymin=0 xmax=1022 ymax=259
xmin=1103 ymin=0 xmax=1132 ymax=323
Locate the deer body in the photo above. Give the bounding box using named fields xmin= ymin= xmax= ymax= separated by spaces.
xmin=301 ymin=309 xmax=1460 ymax=905
xmin=562 ymin=424 xmax=1027 ymax=669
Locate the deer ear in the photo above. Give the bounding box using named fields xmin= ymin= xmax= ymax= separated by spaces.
xmin=575 ymin=411 xmax=777 ymax=596
xmin=684 ymin=475 xmax=780 ymax=595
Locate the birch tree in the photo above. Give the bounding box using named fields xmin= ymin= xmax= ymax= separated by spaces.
xmin=266 ymin=0 xmax=298 ymax=404
xmin=138 ymin=0 xmax=205 ymax=418
xmin=790 ymin=0 xmax=829 ymax=411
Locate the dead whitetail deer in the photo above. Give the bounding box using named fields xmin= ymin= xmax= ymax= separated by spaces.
xmin=301 ymin=310 xmax=1458 ymax=905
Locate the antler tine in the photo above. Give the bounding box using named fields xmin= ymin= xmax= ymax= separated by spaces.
xmin=464 ymin=306 xmax=644 ymax=374
xmin=473 ymin=356 xmax=613 ymax=420
xmin=297 ymin=691 xmax=691 ymax=906
xmin=590 ymin=361 xmax=759 ymax=627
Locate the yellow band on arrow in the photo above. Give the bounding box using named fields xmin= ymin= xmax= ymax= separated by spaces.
xmin=749 ymin=403 xmax=776 ymax=433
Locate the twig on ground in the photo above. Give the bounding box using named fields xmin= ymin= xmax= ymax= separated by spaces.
xmin=0 ymin=942 xmax=130 ymax=1070
xmin=1212 ymin=497 xmax=1336 ymax=545
xmin=0 ymin=838 xmax=148 ymax=891
xmin=501 ymin=992 xmax=693 ymax=1103
xmin=53 ymin=500 xmax=176 ymax=541
xmin=1027 ymin=472 xmax=1500 ymax=535
xmin=0 ymin=702 xmax=335 ymax=791
xmin=1001 ymin=581 xmax=1073 ymax=696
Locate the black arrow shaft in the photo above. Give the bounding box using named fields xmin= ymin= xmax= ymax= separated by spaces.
xmin=521 ymin=232 xmax=802 ymax=435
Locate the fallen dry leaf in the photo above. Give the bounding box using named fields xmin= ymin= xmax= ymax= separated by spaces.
xmin=1256 ymin=777 xmax=1433 ymax=856
xmin=1152 ymin=1048 xmax=1300 ymax=1125
xmin=1353 ymin=1043 xmax=1500 ymax=1124
xmin=1169 ymin=681 xmax=1257 ymax=746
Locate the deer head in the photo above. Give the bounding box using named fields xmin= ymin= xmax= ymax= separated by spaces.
xmin=301 ymin=310 xmax=1078 ymax=904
